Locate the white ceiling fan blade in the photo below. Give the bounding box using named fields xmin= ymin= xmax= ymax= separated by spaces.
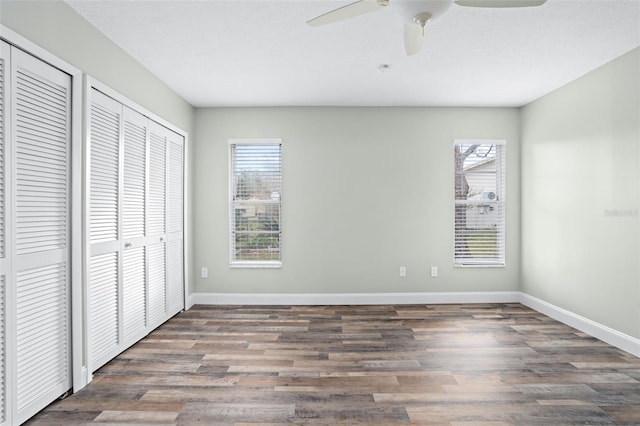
xmin=455 ymin=0 xmax=546 ymax=7
xmin=404 ymin=23 xmax=424 ymax=56
xmin=307 ymin=0 xmax=388 ymax=27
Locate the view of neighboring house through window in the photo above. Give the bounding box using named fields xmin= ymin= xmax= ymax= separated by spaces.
xmin=454 ymin=140 xmax=506 ymax=266
xmin=229 ymin=140 xmax=282 ymax=267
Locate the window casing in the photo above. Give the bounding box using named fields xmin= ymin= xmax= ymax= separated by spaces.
xmin=229 ymin=140 xmax=282 ymax=267
xmin=454 ymin=140 xmax=505 ymax=266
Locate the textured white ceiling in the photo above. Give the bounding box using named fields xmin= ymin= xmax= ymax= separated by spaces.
xmin=66 ymin=0 xmax=640 ymax=107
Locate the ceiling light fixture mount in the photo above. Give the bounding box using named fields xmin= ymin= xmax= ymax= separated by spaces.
xmin=412 ymin=12 xmax=433 ymax=36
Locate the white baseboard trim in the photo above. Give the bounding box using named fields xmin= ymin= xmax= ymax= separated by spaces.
xmin=519 ymin=293 xmax=640 ymax=358
xmin=187 ymin=290 xmax=639 ymax=358
xmin=187 ymin=291 xmax=521 ymax=308
xmin=72 ymin=366 xmax=89 ymax=393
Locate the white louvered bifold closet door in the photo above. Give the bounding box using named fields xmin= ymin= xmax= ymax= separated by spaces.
xmin=88 ymin=90 xmax=122 ymax=370
xmin=5 ymin=44 xmax=72 ymax=425
xmin=147 ymin=121 xmax=167 ymax=330
xmin=0 ymin=40 xmax=9 ymax=426
xmin=121 ymin=107 xmax=147 ymax=346
xmin=87 ymin=87 xmax=184 ymax=374
xmin=166 ymin=131 xmax=184 ymax=316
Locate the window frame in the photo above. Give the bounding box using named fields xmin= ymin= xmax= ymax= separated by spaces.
xmin=228 ymin=139 xmax=282 ymax=268
xmin=453 ymin=139 xmax=506 ymax=267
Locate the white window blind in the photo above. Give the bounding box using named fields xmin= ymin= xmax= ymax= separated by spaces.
xmin=229 ymin=140 xmax=282 ymax=267
xmin=454 ymin=140 xmax=505 ymax=266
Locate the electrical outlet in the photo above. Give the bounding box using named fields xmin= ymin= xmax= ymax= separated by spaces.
xmin=399 ymin=266 xmax=406 ymax=277
xmin=431 ymin=266 xmax=438 ymax=278
xmin=201 ymin=267 xmax=208 ymax=279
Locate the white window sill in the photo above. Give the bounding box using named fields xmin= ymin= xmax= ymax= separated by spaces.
xmin=454 ymin=263 xmax=506 ymax=268
xmin=230 ymin=261 xmax=282 ymax=269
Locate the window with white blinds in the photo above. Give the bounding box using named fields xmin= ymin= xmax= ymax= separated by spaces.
xmin=229 ymin=140 xmax=282 ymax=267
xmin=454 ymin=140 xmax=505 ymax=266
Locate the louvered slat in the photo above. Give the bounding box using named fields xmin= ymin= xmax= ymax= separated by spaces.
xmin=122 ymin=113 xmax=146 ymax=240
xmin=89 ymin=252 xmax=119 ymax=369
xmin=148 ymin=243 xmax=166 ymax=327
xmin=90 ymin=95 xmax=120 ymax=244
xmin=16 ymin=263 xmax=68 ymax=411
xmin=15 ymin=68 xmax=68 ymax=256
xmin=122 ymin=247 xmax=146 ymax=341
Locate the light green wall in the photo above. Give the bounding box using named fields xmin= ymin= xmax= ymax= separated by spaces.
xmin=1 ymin=0 xmax=196 ymax=293
xmin=0 ymin=0 xmax=194 ymax=132
xmin=194 ymin=107 xmax=520 ymax=294
xmin=4 ymin=0 xmax=636 ymax=343
xmin=521 ymin=47 xmax=640 ymax=339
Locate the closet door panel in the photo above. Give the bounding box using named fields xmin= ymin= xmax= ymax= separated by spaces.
xmin=89 ymin=252 xmax=119 ymax=369
xmin=12 ymin=46 xmax=71 ymax=424
xmin=14 ymin=59 xmax=69 ymax=257
xmin=122 ymin=246 xmax=146 ymax=343
xmin=122 ymin=107 xmax=146 ymax=242
xmin=0 ymin=275 xmax=4 ymax=426
xmin=121 ymin=107 xmax=148 ymax=343
xmin=89 ymin=91 xmax=121 ymax=249
xmin=147 ymin=242 xmax=165 ymax=328
xmin=166 ymin=133 xmax=184 ymax=315
xmin=15 ymin=262 xmax=68 ymax=413
xmin=0 ymin=41 xmax=8 ymax=262
xmin=166 ymin=238 xmax=183 ymax=315
xmin=88 ymin=90 xmax=122 ymax=371
xmin=147 ymin=122 xmax=167 ymax=327
xmin=167 ymin=135 xmax=183 ymax=237
xmin=148 ymin=123 xmax=166 ymax=237
xmin=0 ymin=40 xmax=9 ymax=426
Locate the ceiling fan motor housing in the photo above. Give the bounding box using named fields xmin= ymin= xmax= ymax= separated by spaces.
xmin=392 ymin=0 xmax=454 ymax=23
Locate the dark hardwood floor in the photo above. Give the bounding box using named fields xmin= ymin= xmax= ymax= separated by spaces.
xmin=27 ymin=303 xmax=640 ymax=425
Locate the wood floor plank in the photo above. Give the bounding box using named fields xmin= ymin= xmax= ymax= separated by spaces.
xmin=94 ymin=410 xmax=179 ymax=423
xmin=25 ymin=303 xmax=640 ymax=425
